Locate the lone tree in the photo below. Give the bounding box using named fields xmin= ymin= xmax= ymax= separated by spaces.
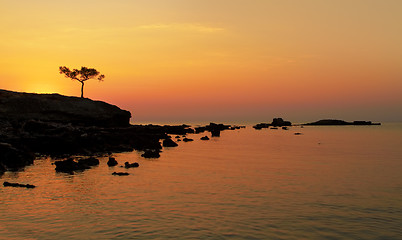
xmin=59 ymin=66 xmax=105 ymax=98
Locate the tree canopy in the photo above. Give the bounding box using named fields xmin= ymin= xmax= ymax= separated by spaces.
xmin=59 ymin=66 xmax=105 ymax=98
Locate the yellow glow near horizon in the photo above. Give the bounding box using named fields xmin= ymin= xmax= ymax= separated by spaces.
xmin=1 ymin=0 xmax=402 ymax=122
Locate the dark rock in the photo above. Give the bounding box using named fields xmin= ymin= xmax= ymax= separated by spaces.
xmin=112 ymin=172 xmax=129 ymax=176
xmin=54 ymin=157 xmax=99 ymax=173
xmin=200 ymin=136 xmax=210 ymax=140
xmin=294 ymin=132 xmax=302 ymax=135
xmin=163 ymin=138 xmax=178 ymax=147
xmin=253 ymin=123 xmax=270 ymax=130
xmin=211 ymin=129 xmax=221 ymax=137
xmin=54 ymin=158 xmax=80 ymax=173
xmin=124 ymin=162 xmax=139 ymax=168
xmin=163 ymin=125 xmax=194 ymax=135
xmin=141 ymin=150 xmax=160 ymax=158
xmin=0 ymin=143 xmax=34 ymax=170
xmin=107 ymin=157 xmax=118 ymax=166
xmin=270 ymin=127 xmax=278 ymax=129
xmin=177 ymin=139 xmax=181 ymax=142
xmin=175 ymin=136 xmax=181 ymax=138
xmin=282 ymin=126 xmax=289 ymax=130
xmin=353 ymin=121 xmax=380 ymax=125
xmin=271 ymin=118 xmax=292 ymax=127
xmin=0 ymin=163 xmax=5 ymax=174
xmin=303 ymin=119 xmax=381 ymax=126
xmin=183 ymin=138 xmax=194 ymax=142
xmin=3 ymin=181 xmax=36 ymax=188
xmin=194 ymin=127 xmax=206 ymax=133
xmin=78 ymin=157 xmax=99 ymax=168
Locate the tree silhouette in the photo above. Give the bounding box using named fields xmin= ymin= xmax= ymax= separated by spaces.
xmin=59 ymin=66 xmax=105 ymax=98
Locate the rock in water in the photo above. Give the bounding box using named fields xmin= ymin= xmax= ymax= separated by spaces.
xmin=78 ymin=157 xmax=100 ymax=169
xmin=141 ymin=150 xmax=160 ymax=158
xmin=54 ymin=158 xmax=80 ymax=173
xmin=211 ymin=129 xmax=221 ymax=137
xmin=54 ymin=157 xmax=99 ymax=173
xmin=124 ymin=162 xmax=139 ymax=168
xmin=3 ymin=181 xmax=36 ymax=188
xmin=200 ymin=136 xmax=210 ymax=140
xmin=112 ymin=172 xmax=129 ymax=176
xmin=107 ymin=157 xmax=118 ymax=166
xmin=271 ymin=118 xmax=292 ymax=127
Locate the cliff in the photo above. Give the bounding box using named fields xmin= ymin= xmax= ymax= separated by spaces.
xmin=0 ymin=89 xmax=131 ymax=127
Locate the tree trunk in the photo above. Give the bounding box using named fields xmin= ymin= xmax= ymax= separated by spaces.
xmin=80 ymin=81 xmax=84 ymax=98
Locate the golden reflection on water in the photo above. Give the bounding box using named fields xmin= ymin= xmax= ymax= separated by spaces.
xmin=1 ymin=124 xmax=402 ymax=239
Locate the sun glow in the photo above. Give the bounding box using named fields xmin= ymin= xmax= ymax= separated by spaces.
xmin=0 ymin=1 xmax=401 ymax=122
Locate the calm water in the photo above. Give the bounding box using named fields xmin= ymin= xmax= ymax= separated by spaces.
xmin=1 ymin=124 xmax=402 ymax=239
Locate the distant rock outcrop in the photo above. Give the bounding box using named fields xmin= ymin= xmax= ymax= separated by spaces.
xmin=253 ymin=118 xmax=292 ymax=129
xmin=0 ymin=89 xmax=131 ymax=127
xmin=303 ymin=119 xmax=381 ymax=126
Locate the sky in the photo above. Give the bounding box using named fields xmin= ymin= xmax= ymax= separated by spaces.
xmin=0 ymin=0 xmax=401 ymax=123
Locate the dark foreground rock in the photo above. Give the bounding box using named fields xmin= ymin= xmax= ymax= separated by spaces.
xmin=3 ymin=181 xmax=36 ymax=188
xmin=304 ymin=119 xmax=381 ymax=126
xmin=0 ymin=143 xmax=34 ymax=170
xmin=183 ymin=138 xmax=194 ymax=142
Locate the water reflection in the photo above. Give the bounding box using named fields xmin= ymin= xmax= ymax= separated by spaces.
xmin=1 ymin=124 xmax=402 ymax=239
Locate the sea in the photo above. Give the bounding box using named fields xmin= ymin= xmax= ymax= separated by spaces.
xmin=1 ymin=123 xmax=401 ymax=240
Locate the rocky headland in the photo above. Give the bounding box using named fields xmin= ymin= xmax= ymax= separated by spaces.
xmin=0 ymin=89 xmax=238 ymax=174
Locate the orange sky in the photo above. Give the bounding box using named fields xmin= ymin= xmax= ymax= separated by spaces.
xmin=1 ymin=0 xmax=401 ymax=123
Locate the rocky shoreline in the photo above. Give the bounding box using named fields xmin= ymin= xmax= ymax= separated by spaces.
xmin=0 ymin=89 xmax=381 ymax=176
xmin=0 ymin=89 xmax=244 ymax=174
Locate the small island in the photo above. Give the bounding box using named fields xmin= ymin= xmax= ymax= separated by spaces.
xmin=303 ymin=119 xmax=381 ymax=126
